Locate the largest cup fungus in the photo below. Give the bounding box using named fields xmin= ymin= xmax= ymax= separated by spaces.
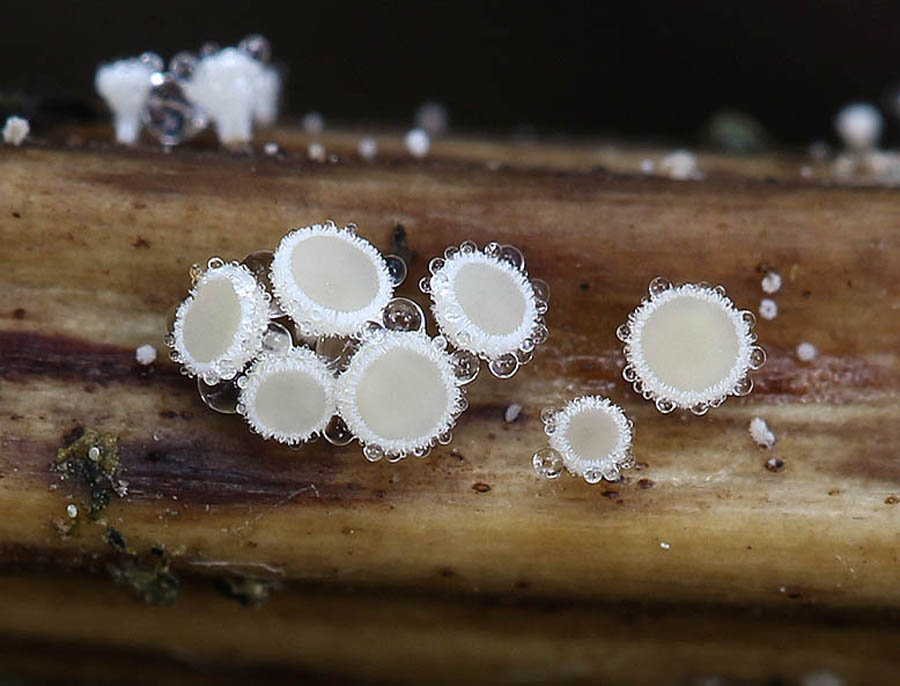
xmin=617 ymin=278 xmax=765 ymax=415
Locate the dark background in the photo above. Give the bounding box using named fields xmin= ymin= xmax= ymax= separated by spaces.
xmin=3 ymin=1 xmax=900 ymax=146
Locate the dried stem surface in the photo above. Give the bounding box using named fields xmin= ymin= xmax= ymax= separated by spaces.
xmin=1 ymin=129 xmax=899 ymax=683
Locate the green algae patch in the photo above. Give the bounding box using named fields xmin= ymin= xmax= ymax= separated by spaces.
xmin=108 ymin=544 xmax=181 ymax=606
xmin=54 ymin=427 xmax=122 ymax=519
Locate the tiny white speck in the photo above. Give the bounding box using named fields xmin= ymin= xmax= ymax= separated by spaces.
xmin=405 ymin=128 xmax=430 ymax=158
xmin=263 ymin=141 xmax=279 ymax=156
xmin=504 ymin=403 xmax=522 ymax=423
xmin=796 ymin=341 xmax=818 ymax=362
xmin=302 ymin=111 xmax=325 ymax=135
xmin=135 ymin=343 xmax=157 ymax=365
xmin=3 ymin=116 xmax=30 ymax=146
xmin=357 ymin=137 xmax=377 ymax=160
xmin=749 ymin=416 xmax=776 ymax=449
xmin=88 ymin=446 xmax=101 ymax=461
xmin=761 ymin=271 xmax=782 ymax=294
xmin=660 ymin=150 xmax=702 ymax=180
xmin=66 ymin=504 xmax=78 ymax=518
xmin=835 ymin=102 xmax=882 ymax=152
xmin=308 ymin=142 xmax=325 ymax=162
xmin=800 ymin=165 xmax=814 ymax=179
xmin=759 ymin=298 xmax=778 ymax=320
xmin=660 ymin=541 xmax=671 ymax=550
xmin=640 ymin=158 xmax=655 ymax=173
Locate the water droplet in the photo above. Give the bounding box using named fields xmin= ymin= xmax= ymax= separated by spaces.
xmin=169 ymin=51 xmax=198 ymax=81
xmin=532 ymin=448 xmax=563 ymax=479
xmin=602 ymin=466 xmax=621 ymax=482
xmin=741 ymin=310 xmax=757 ymax=326
xmin=382 ymin=297 xmax=424 ymax=332
xmin=207 ymin=257 xmax=224 ymax=270
xmin=363 ymin=444 xmax=384 ymax=462
xmin=584 ymin=469 xmax=604 ymax=484
xmin=139 ymin=51 xmax=164 ymax=73
xmin=88 ymin=446 xmax=101 ymax=461
xmin=262 ymin=321 xmax=293 ymax=353
xmin=488 ymin=353 xmax=519 ymax=379
xmin=418 ymin=276 xmax=431 ymax=294
xmin=450 ymin=349 xmax=480 ymax=384
xmin=412 ymin=445 xmax=431 ymax=458
xmin=238 ymin=33 xmax=271 ymax=63
xmin=649 ymin=276 xmax=672 ymax=297
xmin=197 ymin=377 xmax=240 ymax=413
xmin=437 ymin=430 xmax=453 ymax=445
xmin=532 ymin=278 xmax=550 ymax=302
xmin=324 ymin=415 xmax=354 ymax=446
xmin=142 ymin=73 xmax=207 ymax=147
xmin=386 ymin=452 xmax=405 ymax=463
xmin=733 ymin=376 xmax=754 ymax=396
xmin=443 ymin=246 xmax=459 ymax=260
xmin=539 ymin=407 xmax=557 ymax=424
xmin=499 ymin=244 xmax=525 ymax=271
xmin=316 ymin=336 xmax=355 ymax=371
xmin=459 ymin=240 xmax=477 ymax=254
xmin=66 ymin=504 xmax=78 ymax=518
xmin=428 ymin=256 xmax=446 ymax=274
xmin=384 ymin=254 xmax=407 ymax=286
xmin=690 ymin=402 xmax=710 ymax=416
xmin=484 ymin=242 xmax=502 ymax=257
xmin=616 ymin=323 xmax=631 ymax=342
xmin=530 ymin=323 xmax=549 ymax=345
xmin=655 ymin=398 xmax=676 ymax=413
xmin=749 ymin=346 xmax=767 ymax=370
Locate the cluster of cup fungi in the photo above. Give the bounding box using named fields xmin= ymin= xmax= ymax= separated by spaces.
xmin=168 ymin=221 xmax=766 ymax=485
xmin=167 ymin=221 xmax=550 ymax=463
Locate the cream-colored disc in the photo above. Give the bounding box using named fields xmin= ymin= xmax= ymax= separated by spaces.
xmin=337 ymin=330 xmax=462 ymax=457
xmin=428 ymin=248 xmax=539 ymax=360
xmin=546 ymin=396 xmax=633 ymax=480
xmin=239 ymin=348 xmax=336 ymax=444
xmin=271 ymin=223 xmax=393 ymax=337
xmin=170 ymin=262 xmax=270 ymax=384
xmin=621 ymin=281 xmax=760 ymax=411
